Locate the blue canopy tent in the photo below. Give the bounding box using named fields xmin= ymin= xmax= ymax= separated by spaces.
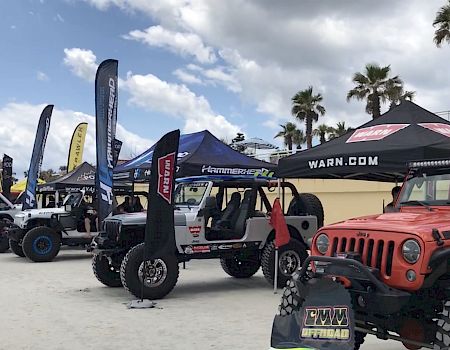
xmin=114 ymin=130 xmax=277 ymax=181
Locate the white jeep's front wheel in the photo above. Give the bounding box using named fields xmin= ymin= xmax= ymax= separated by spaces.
xmin=120 ymin=243 xmax=179 ymax=300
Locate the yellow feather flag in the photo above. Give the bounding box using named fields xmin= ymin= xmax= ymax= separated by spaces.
xmin=67 ymin=122 xmax=88 ymax=172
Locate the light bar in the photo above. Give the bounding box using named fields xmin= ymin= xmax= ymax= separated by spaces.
xmin=408 ymin=159 xmax=450 ymax=168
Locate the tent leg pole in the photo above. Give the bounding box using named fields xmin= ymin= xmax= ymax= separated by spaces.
xmin=183 ymin=261 xmax=186 ymax=269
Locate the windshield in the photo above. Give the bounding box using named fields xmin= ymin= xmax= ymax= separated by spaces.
xmin=398 ymin=172 xmax=450 ymax=206
xmin=174 ymin=182 xmax=208 ymax=206
xmin=63 ymin=192 xmax=83 ymax=206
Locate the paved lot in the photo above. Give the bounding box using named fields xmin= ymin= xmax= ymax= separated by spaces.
xmin=0 ymin=249 xmax=400 ymax=350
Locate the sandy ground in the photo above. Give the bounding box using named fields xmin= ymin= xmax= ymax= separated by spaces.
xmin=0 ymin=248 xmax=401 ymax=350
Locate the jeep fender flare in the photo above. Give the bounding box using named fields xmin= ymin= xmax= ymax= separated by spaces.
xmin=0 ymin=214 xmax=14 ymax=222
xmin=265 ymin=225 xmax=306 ymax=248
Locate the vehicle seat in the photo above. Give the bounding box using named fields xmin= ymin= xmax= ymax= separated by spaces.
xmin=208 ymin=190 xmax=255 ymax=240
xmin=213 ymin=192 xmax=241 ymax=229
xmin=231 ymin=190 xmax=256 ymax=238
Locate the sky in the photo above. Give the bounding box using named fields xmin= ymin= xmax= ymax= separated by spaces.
xmin=1 ymin=0 xmax=449 ymax=177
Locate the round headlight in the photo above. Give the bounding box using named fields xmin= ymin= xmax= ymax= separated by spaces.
xmin=402 ymin=239 xmax=421 ymax=264
xmin=316 ymin=233 xmax=329 ymax=255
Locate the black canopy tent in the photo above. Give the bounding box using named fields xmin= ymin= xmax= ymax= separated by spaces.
xmin=38 ymin=162 xmax=130 ymax=194
xmin=277 ymin=101 xmax=450 ymax=182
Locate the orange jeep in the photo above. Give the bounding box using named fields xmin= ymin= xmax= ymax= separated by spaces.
xmin=275 ymin=160 xmax=450 ymax=350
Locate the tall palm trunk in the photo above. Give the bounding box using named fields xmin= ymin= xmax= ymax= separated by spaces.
xmin=287 ymin=137 xmax=293 ymax=151
xmin=371 ymin=93 xmax=381 ymax=119
xmin=306 ymin=116 xmax=313 ymax=149
xmin=320 ymin=133 xmax=326 ymax=144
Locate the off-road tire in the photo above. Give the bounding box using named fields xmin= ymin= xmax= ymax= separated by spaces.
xmin=0 ymin=236 xmax=9 ymax=253
xmin=278 ymin=278 xmax=365 ymax=350
xmin=220 ymin=252 xmax=260 ymax=278
xmin=288 ymin=193 xmax=324 ymax=228
xmin=261 ymin=238 xmax=308 ymax=288
xmin=0 ymin=218 xmax=12 ymax=253
xmin=92 ymin=254 xmax=122 ymax=287
xmin=435 ymin=301 xmax=450 ymax=349
xmin=278 ymin=278 xmax=302 ymax=316
xmin=22 ymin=226 xmax=61 ymax=262
xmin=9 ymin=239 xmax=25 ymax=257
xmin=120 ymin=243 xmax=179 ymax=300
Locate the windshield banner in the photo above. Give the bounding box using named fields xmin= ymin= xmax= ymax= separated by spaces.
xmin=271 ymin=278 xmax=355 ymax=350
xmin=23 ymin=105 xmax=53 ymax=210
xmin=95 ymin=59 xmax=118 ymax=224
xmin=144 ymin=129 xmax=180 ymax=260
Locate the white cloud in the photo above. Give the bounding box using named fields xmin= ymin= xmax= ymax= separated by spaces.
xmin=123 ymin=25 xmax=216 ymax=64
xmin=173 ymin=68 xmax=203 ymax=85
xmin=63 ymin=48 xmax=98 ymax=82
xmin=63 ymin=47 xmax=241 ymax=140
xmin=121 ymin=72 xmax=240 ymax=139
xmin=36 ymin=71 xmax=49 ymax=81
xmin=84 ymin=0 xmax=450 ymax=130
xmin=0 ymin=102 xmax=152 ymax=177
xmin=201 ymin=67 xmax=241 ymax=93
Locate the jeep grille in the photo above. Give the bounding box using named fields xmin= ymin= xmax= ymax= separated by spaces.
xmin=330 ymin=236 xmax=395 ymax=277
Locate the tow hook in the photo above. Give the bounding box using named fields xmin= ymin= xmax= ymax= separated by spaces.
xmin=432 ymin=228 xmax=444 ymax=246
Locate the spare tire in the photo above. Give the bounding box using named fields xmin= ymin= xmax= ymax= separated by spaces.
xmin=287 ymin=193 xmax=324 ymax=228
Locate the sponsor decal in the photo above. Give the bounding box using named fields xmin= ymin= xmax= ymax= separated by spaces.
xmin=346 ymin=124 xmax=409 ymax=143
xmin=356 ymin=232 xmax=369 ymax=238
xmin=77 ymin=170 xmax=95 ymax=181
xmin=184 ymin=246 xmax=194 ymax=254
xmin=232 ymin=243 xmax=243 ymax=249
xmin=192 ymin=245 xmax=210 ymax=253
xmin=418 ymin=123 xmax=450 ymax=138
xmin=308 ymin=156 xmax=378 ymax=170
xmin=301 ymin=306 xmax=350 ymax=341
xmin=157 ymin=152 xmax=176 ymax=204
xmin=106 ymin=78 xmax=116 ymax=169
xmin=201 ymin=165 xmax=274 ymax=178
xmin=188 ymin=226 xmax=201 ymax=237
xmin=218 ymin=244 xmax=233 ymax=250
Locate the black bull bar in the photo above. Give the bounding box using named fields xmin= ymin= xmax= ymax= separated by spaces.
xmin=296 ymin=255 xmax=411 ymax=314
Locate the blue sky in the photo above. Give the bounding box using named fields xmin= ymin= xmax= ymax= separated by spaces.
xmin=0 ymin=0 xmax=449 ymax=176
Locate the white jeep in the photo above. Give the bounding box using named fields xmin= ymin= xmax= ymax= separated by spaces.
xmin=90 ymin=177 xmax=324 ymax=299
xmin=7 ymin=192 xmax=100 ymax=262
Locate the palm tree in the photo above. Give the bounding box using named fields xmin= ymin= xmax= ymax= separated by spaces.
xmin=275 ymin=122 xmax=305 ymax=151
xmin=433 ymin=1 xmax=450 ymax=47
xmin=387 ymin=83 xmax=416 ymax=109
xmin=313 ymin=124 xmax=333 ymax=144
xmin=347 ymin=63 xmax=403 ymax=119
xmin=292 ymin=128 xmax=306 ymax=150
xmin=329 ymin=122 xmax=352 ymax=139
xmin=291 ymin=86 xmax=326 ymax=148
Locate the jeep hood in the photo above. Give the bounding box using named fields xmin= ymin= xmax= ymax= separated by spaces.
xmin=106 ymin=212 xmax=187 ymax=226
xmin=16 ymin=207 xmax=66 ymax=216
xmin=325 ymin=211 xmax=450 ymax=242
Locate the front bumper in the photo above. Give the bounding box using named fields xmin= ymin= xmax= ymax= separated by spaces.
xmin=296 ymin=255 xmax=411 ymax=315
